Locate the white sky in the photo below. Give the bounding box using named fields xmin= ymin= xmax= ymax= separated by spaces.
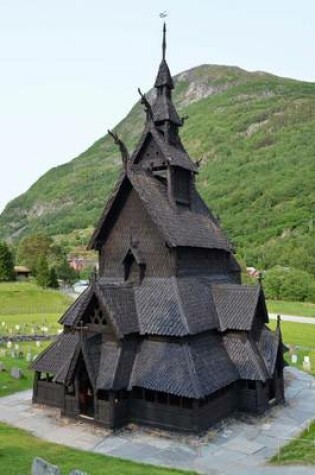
xmin=0 ymin=0 xmax=314 ymax=213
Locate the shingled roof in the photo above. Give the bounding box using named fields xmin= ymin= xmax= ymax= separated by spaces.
xmin=88 ymin=169 xmax=232 ymax=251
xmin=154 ymin=59 xmax=174 ymax=89
xmin=129 ymin=334 xmax=238 ymax=398
xmin=223 ymin=332 xmax=270 ymax=381
xmin=130 ymin=127 xmax=197 ymax=172
xmin=59 ymin=284 xmax=95 ymax=325
xmin=212 ymin=284 xmax=263 ymax=331
xmin=59 ymin=279 xmax=269 ymax=339
xmin=97 ymin=340 xmax=137 ymax=391
xmin=32 ymin=333 xmax=80 ymax=382
xmin=257 ymin=326 xmax=280 ymax=375
xmin=152 ymin=93 xmax=182 ymax=125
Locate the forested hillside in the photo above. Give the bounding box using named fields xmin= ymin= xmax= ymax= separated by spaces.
xmin=1 ymin=64 xmax=314 ymax=281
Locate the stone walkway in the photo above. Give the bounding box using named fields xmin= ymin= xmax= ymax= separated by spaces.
xmin=0 ymin=367 xmax=314 ymax=474
xmin=269 ymin=313 xmax=315 ymax=325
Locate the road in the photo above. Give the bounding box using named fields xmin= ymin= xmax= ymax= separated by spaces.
xmin=269 ymin=313 xmax=315 ymax=325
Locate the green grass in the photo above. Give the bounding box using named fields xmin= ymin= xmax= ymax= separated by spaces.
xmin=0 ymin=422 xmax=195 ymax=475
xmin=269 ymin=320 xmax=315 ymax=349
xmin=271 ymin=420 xmax=315 ymax=465
xmin=269 ymin=320 xmax=315 ymax=376
xmin=0 ymin=281 xmax=72 ymax=335
xmin=0 ymin=281 xmax=73 ymax=316
xmin=0 ymin=341 xmax=50 ymax=397
xmin=267 ymin=300 xmax=315 ymax=318
xmin=0 ymin=282 xmax=72 ymax=396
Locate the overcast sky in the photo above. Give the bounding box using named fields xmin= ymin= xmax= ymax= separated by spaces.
xmin=0 ymin=0 xmax=314 ymax=213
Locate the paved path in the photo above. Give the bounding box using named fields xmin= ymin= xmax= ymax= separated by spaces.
xmin=0 ymin=367 xmax=314 ymax=474
xmin=269 ymin=313 xmax=315 ymax=325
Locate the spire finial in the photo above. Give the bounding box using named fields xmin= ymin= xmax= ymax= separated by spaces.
xmin=162 ymin=22 xmax=166 ymax=60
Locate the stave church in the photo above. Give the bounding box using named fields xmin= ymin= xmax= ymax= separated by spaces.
xmin=32 ymin=24 xmax=285 ymax=432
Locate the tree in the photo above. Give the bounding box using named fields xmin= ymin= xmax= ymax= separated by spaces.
xmin=56 ymin=258 xmax=78 ymax=285
xmin=263 ymin=266 xmax=315 ymax=303
xmin=48 ymin=267 xmax=59 ymax=288
xmin=36 ymin=256 xmax=50 ymax=288
xmin=0 ymin=241 xmax=15 ymax=281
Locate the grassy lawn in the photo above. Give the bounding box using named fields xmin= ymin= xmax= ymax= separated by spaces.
xmin=0 ymin=341 xmax=51 ymax=397
xmin=0 ymin=422 xmax=195 ymax=475
xmin=267 ymin=300 xmax=315 ymax=318
xmin=0 ymin=281 xmax=73 ymax=396
xmin=0 ymin=281 xmax=73 ymax=315
xmin=271 ymin=420 xmax=315 ymax=465
xmin=269 ymin=320 xmax=315 ymax=376
xmin=0 ymin=281 xmax=73 ymax=335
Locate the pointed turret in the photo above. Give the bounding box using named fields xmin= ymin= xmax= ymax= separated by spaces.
xmin=152 ymin=23 xmax=182 ymax=134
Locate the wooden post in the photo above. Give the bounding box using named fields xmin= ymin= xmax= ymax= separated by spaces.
xmin=74 ymin=375 xmax=80 ymax=416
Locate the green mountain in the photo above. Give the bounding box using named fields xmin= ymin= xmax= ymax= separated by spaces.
xmin=1 ymin=64 xmax=314 ymax=276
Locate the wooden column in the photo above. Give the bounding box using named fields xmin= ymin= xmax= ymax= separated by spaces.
xmin=74 ymin=374 xmax=80 ymax=416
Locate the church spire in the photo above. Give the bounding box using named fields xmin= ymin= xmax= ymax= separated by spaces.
xmin=154 ymin=22 xmax=174 ymax=90
xmin=152 ymin=22 xmax=182 ymax=131
xmin=162 ymin=22 xmax=166 ymax=61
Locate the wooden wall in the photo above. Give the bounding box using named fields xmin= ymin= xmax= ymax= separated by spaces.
xmin=99 ymin=189 xmax=175 ymax=278
xmin=176 ymin=248 xmax=232 ymax=276
xmin=136 ymin=135 xmax=166 ymax=169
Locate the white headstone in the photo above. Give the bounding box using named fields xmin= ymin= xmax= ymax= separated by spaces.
xmin=303 ymin=356 xmax=311 ymax=371
xmin=31 ymin=457 xmax=60 ymax=475
xmin=291 ymin=354 xmax=298 ymax=364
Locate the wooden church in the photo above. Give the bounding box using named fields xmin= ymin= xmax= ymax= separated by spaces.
xmin=32 ymin=25 xmax=285 ymax=432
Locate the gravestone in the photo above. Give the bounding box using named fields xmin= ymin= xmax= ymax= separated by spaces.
xmin=32 ymin=457 xmax=60 ymax=475
xmin=291 ymin=354 xmax=297 ymax=364
xmin=0 ymin=362 xmax=6 ymax=372
xmin=303 ymin=356 xmax=311 ymax=371
xmin=69 ymin=471 xmax=89 ymax=475
xmin=11 ymin=367 xmax=24 ymax=379
xmin=26 ymin=352 xmax=33 ymax=362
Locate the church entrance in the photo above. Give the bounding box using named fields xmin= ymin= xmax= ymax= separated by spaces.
xmin=78 ymin=360 xmax=94 ymax=418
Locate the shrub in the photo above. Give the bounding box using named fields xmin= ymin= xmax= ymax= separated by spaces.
xmin=264 ymin=266 xmax=315 ymax=302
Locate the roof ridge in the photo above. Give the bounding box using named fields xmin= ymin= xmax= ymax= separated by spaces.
xmin=172 ymin=276 xmax=190 ymax=333
xmin=112 ymin=344 xmax=122 ymax=390
xmin=247 ymin=335 xmax=269 ymax=381
xmin=183 ymin=342 xmax=203 ymax=398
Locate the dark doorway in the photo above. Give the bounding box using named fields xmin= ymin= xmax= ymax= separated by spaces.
xmin=78 ymin=360 xmax=94 ymax=417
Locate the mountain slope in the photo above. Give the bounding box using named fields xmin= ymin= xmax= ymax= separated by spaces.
xmin=0 ymin=65 xmax=314 ymax=274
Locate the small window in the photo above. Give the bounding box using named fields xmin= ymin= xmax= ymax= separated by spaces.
xmin=89 ymin=304 xmax=107 ymax=326
xmin=172 ymin=168 xmax=191 ymax=206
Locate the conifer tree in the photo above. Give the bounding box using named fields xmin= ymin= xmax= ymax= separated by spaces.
xmin=0 ymin=241 xmax=15 ymax=281
xmin=36 ymin=255 xmax=50 ymax=288
xmin=48 ymin=267 xmax=59 ymax=288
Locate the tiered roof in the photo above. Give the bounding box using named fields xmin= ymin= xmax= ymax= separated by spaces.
xmin=32 ymin=23 xmax=283 ymax=405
